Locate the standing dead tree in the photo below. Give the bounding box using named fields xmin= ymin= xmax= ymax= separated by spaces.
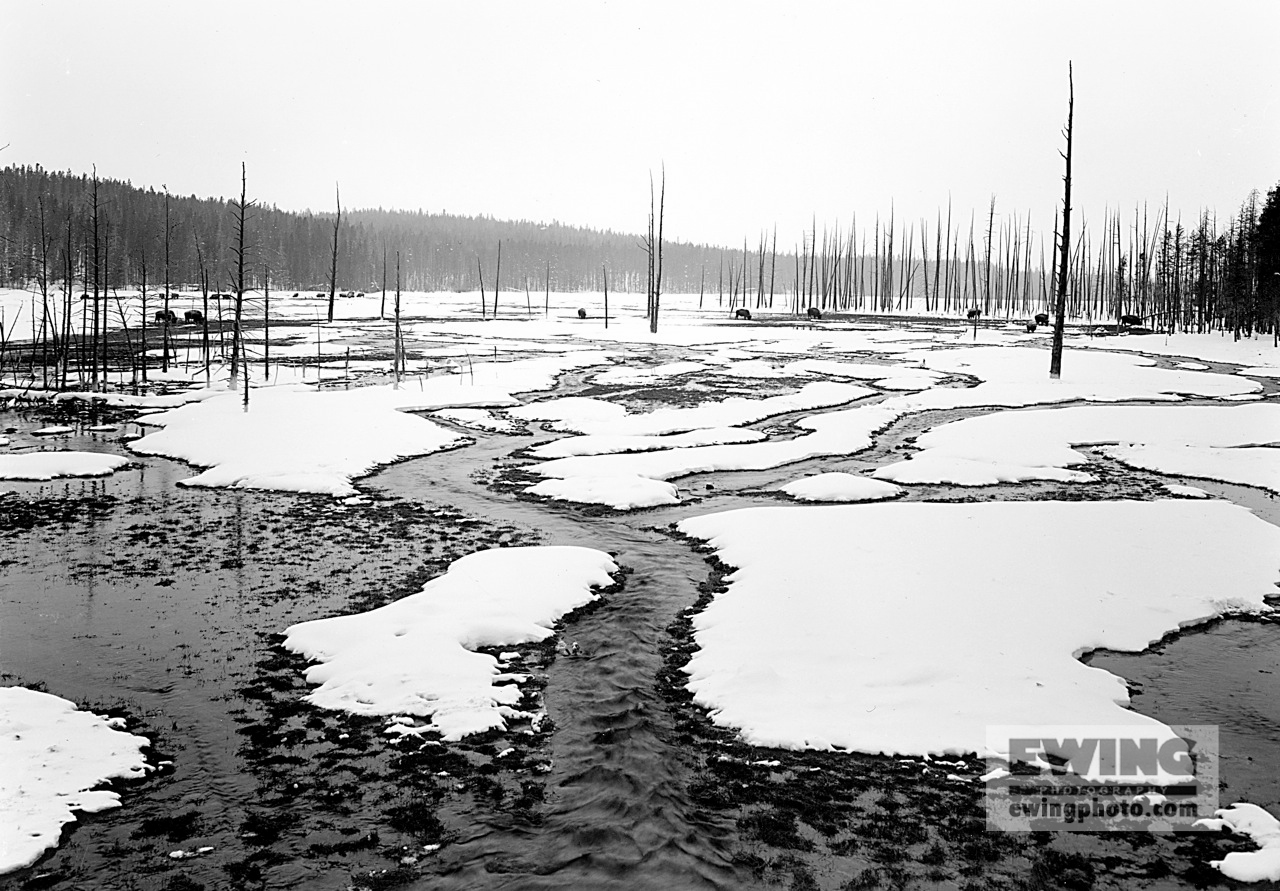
xmin=393 ymin=251 xmax=405 ymax=385
xmin=162 ymin=188 xmax=174 ymax=372
xmin=642 ymin=167 xmax=666 ymax=333
xmin=1049 ymin=62 xmax=1074 ymax=379
xmin=327 ymin=183 xmax=341 ymax=323
xmin=229 ymin=162 xmax=256 ymax=387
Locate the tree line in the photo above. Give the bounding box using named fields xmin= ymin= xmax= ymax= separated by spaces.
xmin=1 ymin=162 xmax=1277 ymax=338
xmin=0 ymin=164 xmax=724 ymax=296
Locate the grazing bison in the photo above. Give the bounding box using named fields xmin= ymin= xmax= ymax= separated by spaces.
xmin=1120 ymin=313 xmax=1142 ymax=327
xmin=966 ymin=307 xmax=981 ymax=320
xmin=155 ymin=309 xmax=178 ymax=325
xmin=316 ymin=292 xmax=325 ymax=299
xmin=734 ymin=308 xmax=752 ymax=320
xmin=577 ymin=308 xmax=587 ymax=319
xmin=1034 ymin=312 xmax=1050 ymax=326
xmin=806 ymin=306 xmax=822 ymax=319
xmin=184 ymin=309 xmax=204 ymax=324
xmin=1025 ymin=322 xmax=1037 ymax=333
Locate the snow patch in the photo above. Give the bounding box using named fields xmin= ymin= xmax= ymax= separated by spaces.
xmin=525 ymin=474 xmax=679 ymax=509
xmin=282 ymin=546 xmax=618 ymax=740
xmin=0 ymin=451 xmax=130 ymax=481
xmin=676 ymin=501 xmax=1280 ymax=761
xmin=1 ymin=687 xmax=152 ymax=874
xmin=1196 ymin=803 xmax=1280 ymax=882
xmin=781 ymin=472 xmax=902 ymax=502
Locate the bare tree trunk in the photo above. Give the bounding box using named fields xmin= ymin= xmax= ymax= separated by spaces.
xmin=139 ymin=249 xmax=149 ymax=384
xmin=36 ymin=198 xmax=52 ymax=389
xmin=650 ymin=166 xmax=665 ymax=334
xmin=1049 ymin=63 xmax=1074 ymax=379
xmin=327 ymin=183 xmax=341 ymax=323
xmin=195 ymin=236 xmax=210 ymax=382
xmin=61 ymin=216 xmax=73 ymax=389
xmin=101 ymin=221 xmax=112 ymax=387
xmin=263 ymin=265 xmax=270 ymax=380
xmin=162 ymin=189 xmax=172 ymax=372
xmin=394 ymin=251 xmax=403 ymax=386
xmin=89 ymin=168 xmax=101 ymax=390
xmin=230 ymin=162 xmax=254 ymax=385
xmin=492 ymin=240 xmax=501 ymax=316
xmin=603 ymin=264 xmax=609 ymax=329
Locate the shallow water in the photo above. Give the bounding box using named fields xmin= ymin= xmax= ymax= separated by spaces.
xmin=2 ymin=355 xmax=1279 ymax=889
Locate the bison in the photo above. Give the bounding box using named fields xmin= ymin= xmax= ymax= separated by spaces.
xmin=155 ymin=309 xmax=178 ymax=325
xmin=1034 ymin=312 xmax=1050 ymax=326
xmin=966 ymin=307 xmax=981 ymax=320
xmin=184 ymin=309 xmax=204 ymax=324
xmin=1120 ymin=314 xmax=1143 ymax=327
xmin=734 ymin=308 xmax=752 ymax=320
xmin=577 ymin=308 xmax=587 ymax=319
xmin=1025 ymin=322 xmax=1037 ymax=333
xmin=806 ymin=307 xmax=822 ymax=319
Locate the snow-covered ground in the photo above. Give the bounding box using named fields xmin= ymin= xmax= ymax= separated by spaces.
xmin=875 ymin=403 xmax=1280 ymax=492
xmin=1197 ymin=803 xmax=1280 ymax=882
xmin=677 ymin=501 xmax=1280 ymax=766
xmin=0 ymin=687 xmax=153 ymax=874
xmin=0 ymin=451 xmax=130 ymax=481
xmin=282 ymin=546 xmax=617 ymax=740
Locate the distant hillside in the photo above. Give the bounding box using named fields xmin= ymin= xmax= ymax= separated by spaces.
xmin=0 ymin=164 xmax=747 ymax=295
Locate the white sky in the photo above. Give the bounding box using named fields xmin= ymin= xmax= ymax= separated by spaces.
xmin=3 ymin=0 xmax=1277 ymax=249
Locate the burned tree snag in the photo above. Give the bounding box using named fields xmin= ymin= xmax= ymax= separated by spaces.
xmin=327 ymin=183 xmax=341 ymax=323
xmin=1049 ymin=62 xmax=1074 ymax=380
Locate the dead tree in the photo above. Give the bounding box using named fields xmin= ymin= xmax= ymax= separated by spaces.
xmin=643 ymin=167 xmax=666 ymax=334
xmin=88 ymin=168 xmax=102 ymax=390
xmin=492 ymin=240 xmax=502 ymax=316
xmin=36 ymin=198 xmax=53 ymax=388
xmin=229 ymin=163 xmax=255 ymax=385
xmin=394 ymin=251 xmax=404 ymax=384
xmin=162 ymin=188 xmax=173 ymax=372
xmin=327 ymin=183 xmax=341 ymax=323
xmin=195 ymin=235 xmax=211 ymax=382
xmin=263 ymin=265 xmax=271 ymax=380
xmin=1049 ymin=62 xmax=1074 ymax=379
xmin=138 ymin=247 xmax=149 ymax=384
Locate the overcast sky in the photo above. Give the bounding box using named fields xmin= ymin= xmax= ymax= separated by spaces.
xmin=3 ymin=0 xmax=1277 ymax=248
